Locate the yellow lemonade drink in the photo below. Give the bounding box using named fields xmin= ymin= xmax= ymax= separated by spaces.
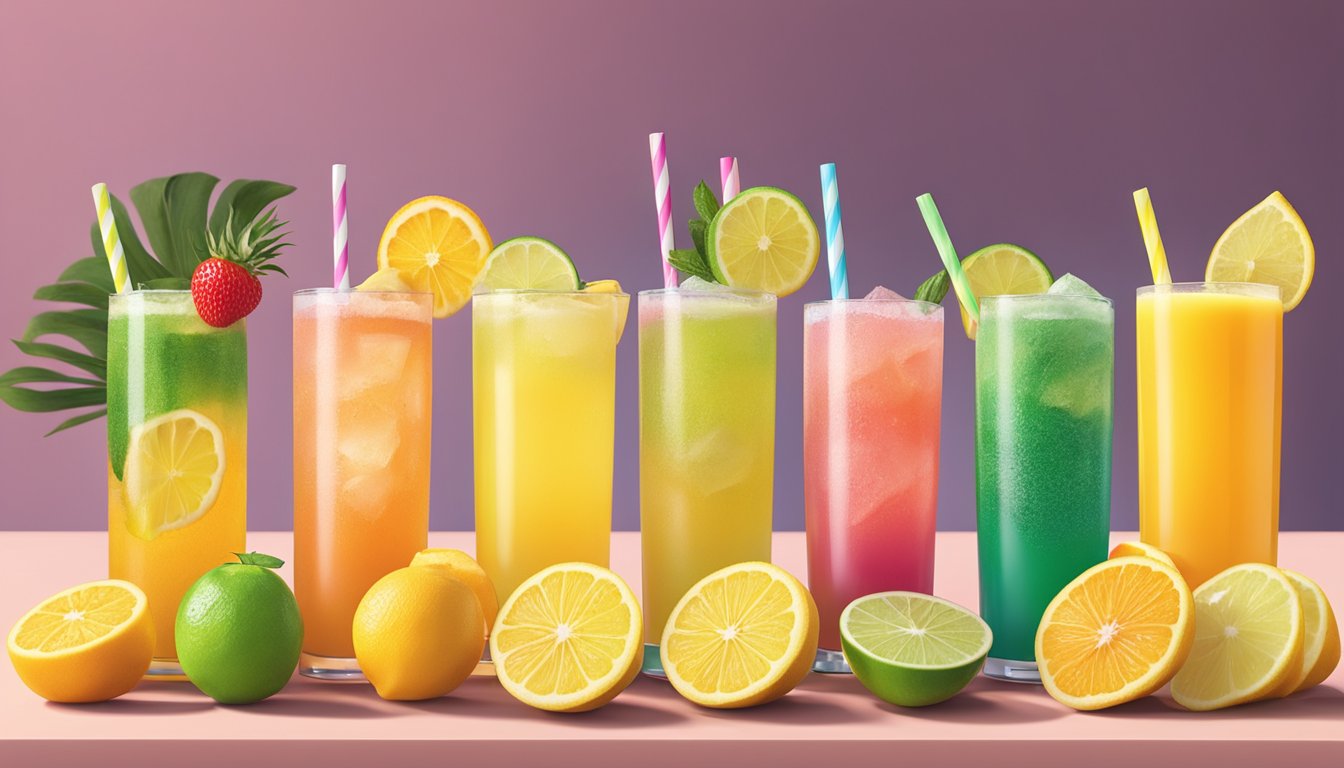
xmin=1137 ymin=282 xmax=1283 ymax=588
xmin=638 ymin=287 xmax=776 ymax=675
xmin=106 ymin=290 xmax=247 ymax=675
xmin=473 ymin=289 xmax=629 ymax=605
xmin=293 ymin=289 xmax=433 ymax=678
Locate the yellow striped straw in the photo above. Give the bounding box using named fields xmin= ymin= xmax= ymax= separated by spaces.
xmin=91 ymin=183 xmax=129 ymax=294
xmin=1133 ymin=187 xmax=1172 ymax=284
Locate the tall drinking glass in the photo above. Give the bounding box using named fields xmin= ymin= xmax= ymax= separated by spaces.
xmin=473 ymin=289 xmax=629 ymax=606
xmin=1137 ymin=283 xmax=1282 ymax=588
xmin=107 ymin=290 xmax=247 ymax=677
xmin=293 ymin=289 xmax=433 ymax=679
xmin=638 ymin=287 xmax=776 ymax=676
xmin=803 ymin=297 xmax=943 ymax=672
xmin=975 ymin=292 xmax=1113 ymax=682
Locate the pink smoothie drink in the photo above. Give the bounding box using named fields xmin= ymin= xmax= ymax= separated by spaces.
xmin=803 ymin=290 xmax=944 ymax=654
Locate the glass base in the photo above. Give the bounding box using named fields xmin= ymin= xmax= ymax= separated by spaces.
xmin=982 ymin=656 xmax=1041 ymax=684
xmin=299 ymin=652 xmax=365 ymax=681
xmin=471 ymin=647 xmax=495 ymax=677
xmin=812 ymin=648 xmax=851 ymax=674
xmin=145 ymin=658 xmax=187 ymax=681
xmin=640 ymin=643 xmax=667 ymax=679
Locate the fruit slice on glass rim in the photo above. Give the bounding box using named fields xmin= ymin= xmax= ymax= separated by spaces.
xmin=1170 ymin=563 xmax=1303 ymax=711
xmin=377 ymin=195 xmax=493 ymax=318
xmin=491 ymin=562 xmax=643 ymax=712
xmin=477 ymin=236 xmax=581 ymax=292
xmin=661 ymin=561 xmax=818 ymax=709
xmin=1206 ymin=191 xmax=1314 ymax=311
xmin=1036 ymin=556 xmax=1193 ymax=711
xmin=707 ymin=186 xmax=820 ymax=297
xmin=123 ymin=409 xmax=225 ymax=540
xmin=840 ymin=592 xmax=991 ymax=707
xmin=959 ymin=243 xmax=1053 ymax=339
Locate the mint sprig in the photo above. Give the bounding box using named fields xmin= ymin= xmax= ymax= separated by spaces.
xmin=914 ymin=270 xmax=951 ymax=304
xmin=668 ymin=181 xmax=725 ymax=284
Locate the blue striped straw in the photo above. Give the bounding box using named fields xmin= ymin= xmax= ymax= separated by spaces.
xmin=819 ymin=163 xmax=849 ymax=299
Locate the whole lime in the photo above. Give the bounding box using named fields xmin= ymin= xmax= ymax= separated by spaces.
xmin=175 ymin=552 xmax=303 ymax=704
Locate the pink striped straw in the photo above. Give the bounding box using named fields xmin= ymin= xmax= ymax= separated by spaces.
xmin=648 ymin=133 xmax=678 ymax=288
xmin=332 ymin=164 xmax=349 ymax=290
xmin=720 ymin=156 xmax=740 ymax=202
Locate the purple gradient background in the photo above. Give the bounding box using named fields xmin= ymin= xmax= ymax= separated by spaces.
xmin=1 ymin=1 xmax=1340 ymax=532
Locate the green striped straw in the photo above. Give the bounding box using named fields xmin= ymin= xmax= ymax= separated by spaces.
xmin=91 ymin=183 xmax=129 ymax=294
xmin=916 ymin=193 xmax=978 ymax=326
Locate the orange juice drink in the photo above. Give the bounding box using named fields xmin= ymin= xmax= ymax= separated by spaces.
xmin=107 ymin=290 xmax=247 ymax=676
xmin=1137 ymin=282 xmax=1282 ymax=587
xmin=293 ymin=289 xmax=433 ymax=678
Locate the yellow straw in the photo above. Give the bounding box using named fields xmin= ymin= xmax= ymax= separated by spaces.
xmin=92 ymin=183 xmax=129 ymax=294
xmin=1133 ymin=187 xmax=1172 ymax=284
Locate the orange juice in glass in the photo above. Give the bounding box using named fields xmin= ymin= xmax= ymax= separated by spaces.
xmin=1136 ymin=282 xmax=1282 ymax=588
xmin=293 ymin=289 xmax=433 ymax=679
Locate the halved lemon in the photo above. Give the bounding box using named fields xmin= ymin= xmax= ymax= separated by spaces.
xmin=1109 ymin=540 xmax=1177 ymax=569
xmin=1036 ymin=556 xmax=1194 ymax=711
xmin=661 ymin=562 xmax=818 ymax=709
xmin=7 ymin=580 xmax=155 ymax=702
xmin=1171 ymin=563 xmax=1304 ymax=711
xmin=124 ymin=409 xmax=225 ymax=541
xmin=491 ymin=562 xmax=643 ymax=712
xmin=1206 ymin=191 xmax=1314 ymax=311
xmin=477 ymin=237 xmax=580 ymax=292
xmin=377 ymin=196 xmax=493 ymax=318
xmin=960 ymin=243 xmax=1053 ymax=339
xmin=707 ymin=186 xmax=820 ymax=297
xmin=1281 ymin=569 xmax=1340 ymax=694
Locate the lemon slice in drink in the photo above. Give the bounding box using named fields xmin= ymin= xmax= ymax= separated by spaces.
xmin=123 ymin=409 xmax=225 ymax=541
xmin=707 ymin=186 xmax=820 ymax=297
xmin=7 ymin=580 xmax=155 ymax=702
xmin=661 ymin=562 xmax=818 ymax=709
xmin=491 ymin=562 xmax=643 ymax=712
xmin=581 ymin=278 xmax=629 ymax=342
xmin=841 ymin=592 xmax=991 ymax=707
xmin=478 ymin=237 xmax=581 ymax=292
xmin=959 ymin=243 xmax=1053 ymax=339
xmin=377 ymin=196 xmax=493 ymax=318
xmin=1206 ymin=191 xmax=1314 ymax=311
xmin=1171 ymin=563 xmax=1304 ymax=711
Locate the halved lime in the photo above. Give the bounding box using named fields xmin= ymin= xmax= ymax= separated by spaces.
xmin=707 ymin=186 xmax=820 ymax=297
xmin=477 ymin=237 xmax=580 ymax=292
xmin=840 ymin=592 xmax=991 ymax=707
xmin=960 ymin=243 xmax=1053 ymax=339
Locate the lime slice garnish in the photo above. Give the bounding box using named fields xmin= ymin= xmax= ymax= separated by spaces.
xmin=123 ymin=408 xmax=225 ymax=541
xmin=707 ymin=186 xmax=820 ymax=297
xmin=960 ymin=243 xmax=1053 ymax=339
xmin=840 ymin=592 xmax=991 ymax=707
xmin=477 ymin=237 xmax=580 ymax=292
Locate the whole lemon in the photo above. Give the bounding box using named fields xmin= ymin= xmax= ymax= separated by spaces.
xmin=354 ymin=566 xmax=484 ymax=700
xmin=175 ymin=552 xmax=303 ymax=704
xmin=409 ymin=548 xmax=498 ymax=633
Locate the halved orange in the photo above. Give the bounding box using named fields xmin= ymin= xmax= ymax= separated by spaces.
xmin=1036 ymin=556 xmax=1194 ymax=710
xmin=1109 ymin=541 xmax=1176 ymax=569
xmin=377 ymin=196 xmax=493 ymax=318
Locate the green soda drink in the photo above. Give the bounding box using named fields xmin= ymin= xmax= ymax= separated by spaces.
xmin=974 ymin=276 xmax=1113 ymax=682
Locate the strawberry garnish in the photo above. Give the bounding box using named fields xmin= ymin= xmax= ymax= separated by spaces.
xmin=191 ymin=208 xmax=289 ymax=328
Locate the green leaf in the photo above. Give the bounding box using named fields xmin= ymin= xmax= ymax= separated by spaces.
xmin=22 ymin=309 xmax=107 ymax=358
xmin=33 ymin=281 xmax=109 ymax=309
xmin=693 ymin=181 xmax=720 ymax=223
xmin=233 ymin=552 xmax=285 ymax=569
xmin=688 ymin=218 xmax=708 ymax=259
xmin=131 ymin=172 xmax=219 ymax=277
xmin=668 ymin=248 xmax=716 ymax=282
xmin=0 ymin=366 xmax=104 ymax=412
xmin=210 ymin=180 xmax=297 ymax=238
xmin=59 ymin=256 xmax=116 ymax=291
xmin=914 ymin=270 xmax=951 ymax=304
xmin=111 ymin=192 xmax=167 ymax=284
xmin=12 ymin=340 xmax=106 ymax=378
xmin=45 ymin=408 xmax=106 ymax=436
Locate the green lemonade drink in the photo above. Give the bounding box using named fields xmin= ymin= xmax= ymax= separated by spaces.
xmin=974 ymin=282 xmax=1113 ymax=682
xmin=638 ymin=285 xmax=776 ymax=675
xmin=107 ymin=290 xmax=247 ymax=675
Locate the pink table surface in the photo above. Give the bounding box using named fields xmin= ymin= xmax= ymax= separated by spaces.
xmin=1 ymin=531 xmax=1341 ymax=767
